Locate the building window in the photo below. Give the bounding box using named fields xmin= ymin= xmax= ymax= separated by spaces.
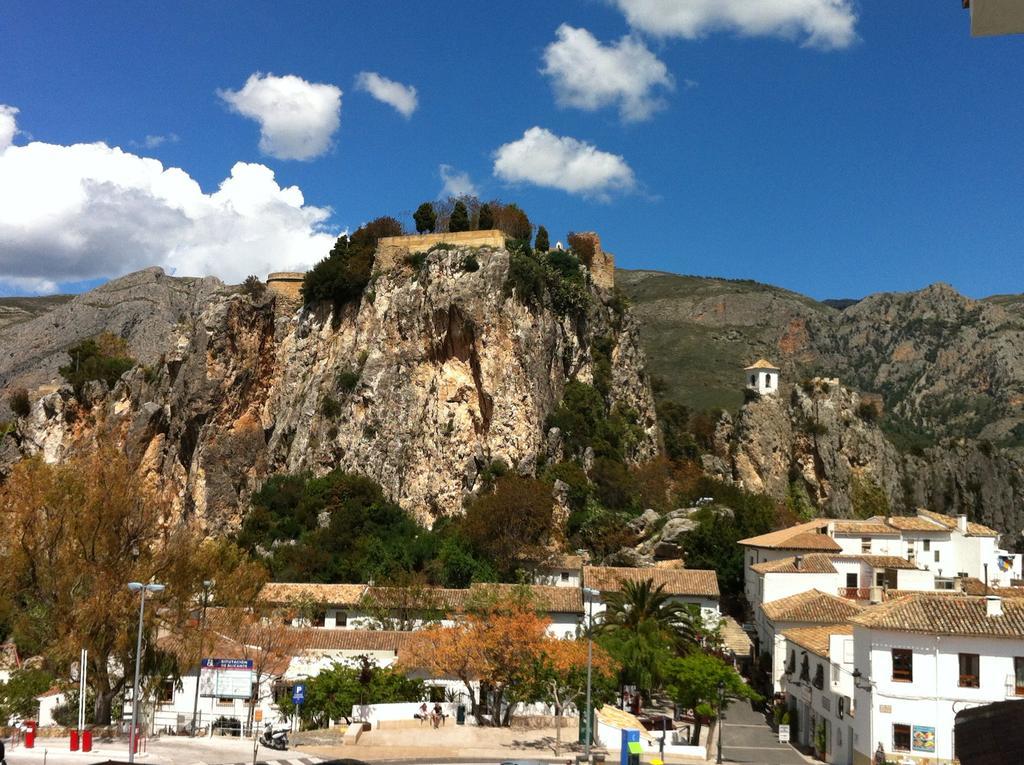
xmin=892 ymin=648 xmax=913 ymax=682
xmin=272 ymin=682 xmax=292 ymax=705
xmin=893 ymin=724 xmax=911 ymax=752
xmin=838 ymin=696 xmax=845 ymax=719
xmin=786 ymin=650 xmax=796 ymax=675
xmin=336 ymin=611 xmax=348 ymax=627
xmin=934 ymin=550 xmax=941 ymax=562
xmin=311 ymin=610 xmax=326 ymax=627
xmin=750 ymin=375 xmax=756 ymax=386
xmin=561 ymin=571 xmax=570 ymax=582
xmin=861 ymin=538 xmax=871 ymax=553
xmin=1015 ymin=657 xmax=1024 ymax=696
xmin=159 ymin=679 xmax=175 ymax=703
xmin=813 ymin=664 xmax=825 ymax=690
xmin=958 ymin=653 xmax=980 ymax=688
xmin=875 ymin=571 xmax=885 ymax=586
xmin=923 ymin=539 xmax=931 ymax=551
xmin=765 ymin=374 xmax=772 ymax=389
xmin=800 ymin=653 xmax=810 ymax=682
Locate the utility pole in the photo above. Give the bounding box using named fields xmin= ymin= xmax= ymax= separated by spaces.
xmin=190 ymin=580 xmax=213 ymax=736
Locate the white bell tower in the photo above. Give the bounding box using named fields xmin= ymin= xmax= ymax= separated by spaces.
xmin=745 ymin=359 xmax=780 ymax=395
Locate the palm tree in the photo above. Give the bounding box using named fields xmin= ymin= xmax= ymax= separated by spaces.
xmin=600 ymin=579 xmax=682 ymax=632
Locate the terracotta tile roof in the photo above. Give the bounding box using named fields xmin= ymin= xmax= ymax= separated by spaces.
xmin=719 ymin=615 xmax=753 ymax=657
xmin=745 ymin=359 xmax=779 ymax=370
xmin=363 ymin=586 xmax=471 ymax=611
xmin=832 ymin=554 xmax=918 ymax=570
xmin=286 ymin=628 xmax=413 ymax=654
xmin=761 ymin=589 xmax=864 ymax=623
xmin=884 ymin=515 xmax=949 ymax=532
xmin=583 ymin=566 xmax=720 ymax=598
xmin=469 ymin=583 xmax=584 ymax=613
xmin=751 ymin=554 xmax=837 ymax=575
xmin=851 ymin=593 xmax=1024 ymax=638
xmin=782 ymin=624 xmax=853 ymax=658
xmin=0 ymin=642 xmax=20 ymax=671
xmin=260 ymin=582 xmax=368 ymax=606
xmin=955 ymin=578 xmax=1024 ymax=598
xmin=832 ymin=520 xmax=899 ymax=536
xmin=739 ymin=520 xmax=841 ymax=551
xmin=917 ymin=509 xmax=1000 ymax=537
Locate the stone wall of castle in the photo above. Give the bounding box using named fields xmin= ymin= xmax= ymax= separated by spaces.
xmin=568 ymin=232 xmax=616 ymax=291
xmin=375 ymin=230 xmax=507 ymax=272
xmin=266 ymin=272 xmax=304 ymax=303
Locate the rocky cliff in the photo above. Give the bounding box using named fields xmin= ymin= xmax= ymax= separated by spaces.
xmin=0 ymin=249 xmax=658 ymax=532
xmin=701 ymin=380 xmax=1024 ymax=547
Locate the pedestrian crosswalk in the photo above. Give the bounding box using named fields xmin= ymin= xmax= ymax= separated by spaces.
xmin=222 ymin=756 xmax=322 ymax=765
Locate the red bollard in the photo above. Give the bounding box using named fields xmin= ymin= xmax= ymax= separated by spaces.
xmin=83 ymin=729 xmax=93 ymax=752
xmin=71 ymin=728 xmax=80 ymax=751
xmin=25 ymin=720 xmax=37 ymax=748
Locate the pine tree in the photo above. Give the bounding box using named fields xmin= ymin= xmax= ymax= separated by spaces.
xmin=535 ymin=225 xmax=550 ymax=252
xmin=413 ymin=202 xmax=436 ymax=234
xmin=449 ymin=200 xmax=470 ymax=233
xmin=478 ymin=203 xmax=494 ymax=230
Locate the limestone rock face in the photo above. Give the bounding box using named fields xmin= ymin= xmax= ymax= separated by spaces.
xmin=0 ymin=250 xmax=658 ymax=531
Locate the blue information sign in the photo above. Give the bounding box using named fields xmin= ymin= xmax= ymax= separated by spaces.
xmin=292 ymin=683 xmax=306 ymax=705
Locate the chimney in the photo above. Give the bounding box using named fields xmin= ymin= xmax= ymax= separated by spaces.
xmin=985 ymin=595 xmax=1003 ymax=617
xmin=957 ymin=515 xmax=968 ymax=533
xmin=794 ymin=555 xmax=804 ymax=571
xmin=826 ymin=521 xmax=836 ymax=537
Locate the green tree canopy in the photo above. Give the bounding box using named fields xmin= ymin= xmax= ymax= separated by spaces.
xmin=478 ymin=203 xmax=494 ymax=230
xmin=449 ymin=200 xmax=470 ymax=232
xmin=413 ymin=202 xmax=437 ymax=234
xmin=535 ymin=225 xmax=550 ymax=252
xmin=302 ymin=216 xmax=403 ymax=307
xmin=59 ymin=332 xmax=135 ymax=393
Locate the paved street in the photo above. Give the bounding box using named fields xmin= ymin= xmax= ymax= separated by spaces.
xmin=718 ymin=702 xmax=808 ymax=765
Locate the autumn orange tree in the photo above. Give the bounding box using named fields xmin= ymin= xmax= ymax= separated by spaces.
xmin=538 ymin=638 xmax=618 ymax=755
xmin=0 ymin=444 xmax=264 ymax=723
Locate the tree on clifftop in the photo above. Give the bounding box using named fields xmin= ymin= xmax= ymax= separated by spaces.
xmin=535 ymin=225 xmax=550 ymax=252
xmin=413 ymin=202 xmax=436 ymax=234
xmin=477 ymin=203 xmax=494 ymax=230
xmin=449 ymin=200 xmax=470 ymax=232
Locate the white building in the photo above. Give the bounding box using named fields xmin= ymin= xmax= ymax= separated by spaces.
xmin=745 ymin=359 xmax=781 ymax=396
xmin=759 ymin=590 xmax=863 ymax=692
xmin=780 ymin=624 xmax=857 ymax=764
xmin=849 ymin=593 xmax=1024 ymax=765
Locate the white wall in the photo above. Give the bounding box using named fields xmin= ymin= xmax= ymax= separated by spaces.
xmin=853 ymin=626 xmax=1024 ymax=763
xmin=761 ymin=571 xmax=840 ymax=607
xmin=781 ymin=643 xmax=855 ymax=765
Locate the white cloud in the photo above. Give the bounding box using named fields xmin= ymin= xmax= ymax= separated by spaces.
xmin=218 ymin=72 xmax=342 ymax=160
xmin=355 ymin=71 xmax=418 ymax=118
xmin=438 ymin=164 xmax=479 ymax=198
xmin=143 ymin=132 xmax=180 ymax=149
xmin=613 ymin=0 xmax=858 ymax=50
xmin=542 ymin=25 xmax=673 ymax=122
xmin=0 ymin=105 xmax=19 ymax=153
xmin=492 ymin=127 xmax=635 ymax=199
xmin=0 ymin=115 xmax=336 ymax=293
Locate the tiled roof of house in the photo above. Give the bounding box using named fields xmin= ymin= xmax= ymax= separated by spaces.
xmin=583 ymin=566 xmax=720 ymax=598
xmin=751 ymin=554 xmax=837 ymax=575
xmin=782 ymin=624 xmax=853 ymax=659
xmin=832 ymin=554 xmax=919 ymax=570
xmin=287 ymin=628 xmax=414 ymax=654
xmin=470 ymin=583 xmax=583 ymax=613
xmin=959 ymin=578 xmax=1024 ymax=598
xmin=363 ymin=586 xmax=472 ymax=611
xmin=917 ymin=509 xmax=999 ymax=537
xmin=832 ymin=520 xmax=899 ymax=536
xmin=761 ymin=589 xmax=864 ymax=624
xmin=851 ymin=593 xmax=1024 ymax=638
xmin=738 ymin=520 xmax=842 ymax=551
xmin=884 ymin=515 xmax=950 ymax=532
xmin=260 ymin=582 xmax=368 ymax=606
xmin=745 ymin=359 xmax=779 ymax=370
xmin=719 ymin=615 xmax=753 ymax=658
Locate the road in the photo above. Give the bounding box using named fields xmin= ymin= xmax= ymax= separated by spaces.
xmin=718 ymin=702 xmax=808 ymax=764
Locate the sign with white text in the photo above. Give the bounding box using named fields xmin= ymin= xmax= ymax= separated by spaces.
xmin=778 ymin=724 xmax=790 ymax=743
xmin=199 ymin=658 xmax=254 ymax=699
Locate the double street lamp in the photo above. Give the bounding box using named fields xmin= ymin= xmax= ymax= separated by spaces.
xmin=127 ymin=582 xmax=164 ymax=764
xmin=582 ymin=586 xmax=600 ymax=761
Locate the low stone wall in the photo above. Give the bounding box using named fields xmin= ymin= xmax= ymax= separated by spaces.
xmin=375 ymin=230 xmax=506 ymax=272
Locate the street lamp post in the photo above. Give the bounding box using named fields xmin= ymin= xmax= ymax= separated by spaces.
xmin=128 ymin=582 xmax=165 ymax=764
xmin=190 ymin=580 xmax=213 ymax=737
xmin=716 ymin=680 xmax=725 ymax=764
xmin=582 ymin=586 xmax=600 ymax=762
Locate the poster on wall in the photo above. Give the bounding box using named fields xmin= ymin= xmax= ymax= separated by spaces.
xmin=912 ymin=725 xmax=936 ymax=753
xmin=199 ymin=658 xmax=254 ymax=699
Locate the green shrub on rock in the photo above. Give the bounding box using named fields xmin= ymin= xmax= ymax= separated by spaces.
xmin=59 ymin=333 xmax=135 ymax=393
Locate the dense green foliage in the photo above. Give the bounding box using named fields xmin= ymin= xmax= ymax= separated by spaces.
xmin=477 ymin=203 xmax=494 ymax=230
xmin=302 ymin=217 xmax=403 ymax=307
xmin=9 ymin=387 xmax=30 ymax=418
xmin=462 ymin=475 xmax=555 ymax=578
xmin=413 ymin=202 xmax=436 ymax=233
xmin=278 ymin=658 xmax=424 ymax=729
xmin=242 ymin=275 xmax=266 ymax=299
xmin=0 ymin=667 xmax=56 ymax=723
xmin=535 ymin=226 xmax=549 ymax=252
xmin=449 ymin=200 xmax=470 ymax=233
xmin=59 ymin=333 xmax=135 ymax=393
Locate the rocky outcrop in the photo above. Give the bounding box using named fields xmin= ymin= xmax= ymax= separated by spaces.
xmin=704 ymin=381 xmax=1024 ymax=545
xmin=0 ymin=249 xmax=658 ymax=531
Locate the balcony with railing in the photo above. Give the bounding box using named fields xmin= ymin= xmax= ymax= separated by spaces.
xmin=839 ymin=587 xmax=871 ymax=600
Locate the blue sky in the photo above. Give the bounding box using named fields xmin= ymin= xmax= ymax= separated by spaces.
xmin=0 ymin=1 xmax=1022 ymax=300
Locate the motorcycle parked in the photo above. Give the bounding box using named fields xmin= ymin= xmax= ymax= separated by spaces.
xmin=259 ymin=722 xmax=289 ymax=751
